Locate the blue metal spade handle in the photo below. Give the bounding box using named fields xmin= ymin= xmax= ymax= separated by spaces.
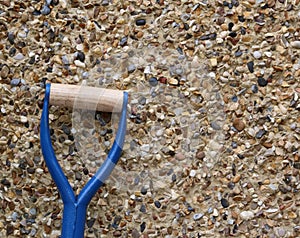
xmin=40 ymin=83 xmax=128 ymax=238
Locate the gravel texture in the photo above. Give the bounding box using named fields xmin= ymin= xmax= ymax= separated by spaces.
xmin=0 ymin=0 xmax=300 ymax=237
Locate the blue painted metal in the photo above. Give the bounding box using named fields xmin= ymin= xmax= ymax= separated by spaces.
xmin=40 ymin=83 xmax=128 ymax=237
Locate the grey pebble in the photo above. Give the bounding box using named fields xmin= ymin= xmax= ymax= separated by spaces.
xmin=235 ymin=51 xmax=243 ymax=57
xmin=29 ymin=208 xmax=37 ymax=216
xmin=131 ymin=229 xmax=140 ymax=238
xmin=138 ymin=96 xmax=146 ymax=105
xmin=247 ymin=61 xmax=254 ymax=73
xmin=221 ymin=198 xmax=229 ymax=208
xmin=149 ymin=77 xmax=158 ymax=87
xmin=82 ymin=71 xmax=89 ymax=78
xmin=7 ymin=32 xmax=15 ymax=44
xmin=251 ymin=84 xmax=258 ymax=93
xmin=256 ymin=129 xmax=266 ymax=139
xmin=293 ymin=162 xmax=300 ymax=169
xmin=61 ymin=55 xmax=69 ymax=65
xmin=75 ymin=171 xmax=82 ymax=181
xmin=119 ymin=37 xmax=127 ymax=46
xmin=33 ymin=156 xmax=41 ymax=164
xmin=140 ymin=186 xmax=147 ymax=195
xmin=11 ymin=212 xmax=19 ymax=222
xmin=140 ymin=204 xmax=146 ymax=213
xmin=275 ymin=227 xmax=286 ymax=237
xmin=41 ymin=5 xmax=51 ymax=15
xmin=211 ymin=121 xmax=221 ymax=130
xmin=127 ymin=64 xmax=136 ymax=73
xmin=29 ymin=228 xmax=37 ymax=236
xmin=154 ymin=200 xmax=161 ymax=208
xmin=10 ymin=78 xmax=21 ymax=86
xmin=14 ymin=53 xmax=25 ymax=60
xmin=257 ymin=77 xmax=268 ymax=87
xmin=101 ymin=0 xmax=109 ymax=6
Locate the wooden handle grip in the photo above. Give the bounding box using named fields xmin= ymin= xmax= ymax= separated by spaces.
xmin=49 ymin=83 xmax=124 ymax=112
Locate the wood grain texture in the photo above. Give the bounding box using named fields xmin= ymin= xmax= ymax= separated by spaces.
xmin=49 ymin=83 xmax=124 ymax=112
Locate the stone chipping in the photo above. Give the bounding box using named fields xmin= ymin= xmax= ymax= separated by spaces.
xmin=0 ymin=0 xmax=300 ymax=237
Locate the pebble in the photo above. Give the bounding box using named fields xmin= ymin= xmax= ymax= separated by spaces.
xmin=119 ymin=37 xmax=127 ymax=46
xmin=20 ymin=116 xmax=28 ymax=123
xmin=251 ymin=84 xmax=258 ymax=93
xmin=257 ymin=77 xmax=268 ymax=87
xmin=76 ymin=51 xmax=85 ymax=62
xmin=7 ymin=32 xmax=15 ymax=44
xmin=274 ymin=227 xmax=286 ymax=237
xmin=149 ymin=77 xmax=158 ymax=86
xmin=75 ymin=171 xmax=82 ymax=181
xmin=240 ymin=211 xmax=254 ymax=220
xmin=256 ymin=129 xmax=266 ymax=139
xmin=290 ymin=41 xmax=300 ymax=49
xmin=136 ymin=19 xmax=146 ymax=26
xmin=29 ymin=208 xmax=37 ymax=217
xmin=140 ymin=222 xmax=146 ymax=232
xmin=221 ymin=198 xmax=229 ymax=208
xmin=132 ymin=229 xmax=140 ymax=238
xmin=196 ymin=151 xmax=205 ymax=160
xmin=235 ymin=51 xmax=243 ymax=57
xmin=210 ymin=58 xmax=218 ymax=67
xmin=41 ymin=5 xmax=51 ymax=15
xmin=154 ymin=201 xmax=161 ymax=208
xmin=0 ymin=64 xmax=10 ymax=78
xmin=193 ymin=213 xmax=204 ymax=221
xmin=127 ymin=64 xmax=136 ymax=73
xmin=233 ymin=118 xmax=245 ymax=132
xmin=14 ymin=53 xmax=25 ymax=60
xmin=247 ymin=61 xmax=254 ymax=73
xmin=87 ymin=218 xmax=95 ymax=228
xmin=140 ymin=187 xmax=147 ymax=195
xmin=253 ymin=51 xmax=262 ymax=59
xmin=74 ymin=60 xmax=86 ymax=68
xmin=10 ymin=78 xmax=21 ymax=86
xmin=140 ymin=204 xmax=146 ymax=213
xmin=189 ymin=170 xmax=196 ymax=177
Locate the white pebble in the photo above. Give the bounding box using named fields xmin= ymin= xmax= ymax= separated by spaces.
xmin=212 ymin=208 xmax=219 ymax=217
xmin=291 ymin=41 xmax=300 ymax=49
xmin=74 ymin=60 xmax=86 ymax=68
xmin=189 ymin=170 xmax=196 ymax=177
xmin=141 ymin=144 xmax=150 ymax=152
xmin=20 ymin=116 xmax=28 ymax=123
xmin=208 ymin=72 xmax=216 ymax=79
xmin=253 ymin=51 xmax=262 ymax=59
xmin=264 ymin=51 xmax=272 ymax=57
xmin=265 ymin=208 xmax=278 ymax=213
xmin=275 ymin=227 xmax=286 ymax=237
xmin=240 ymin=210 xmax=254 ymax=220
xmin=193 ymin=213 xmax=203 ymax=221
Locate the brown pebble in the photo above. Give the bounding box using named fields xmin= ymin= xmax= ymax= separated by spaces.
xmin=233 ymin=118 xmax=245 ymax=132
xmin=232 ymin=174 xmax=241 ymax=183
xmin=196 ymin=151 xmax=205 ymax=160
xmin=136 ymin=31 xmax=144 ymax=38
xmin=37 ymin=187 xmax=47 ymax=194
xmin=25 ymin=157 xmax=34 ymax=167
xmin=0 ymin=64 xmax=10 ymax=78
xmin=175 ymin=152 xmax=185 ymax=161
xmin=44 ymin=225 xmax=51 ymax=234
